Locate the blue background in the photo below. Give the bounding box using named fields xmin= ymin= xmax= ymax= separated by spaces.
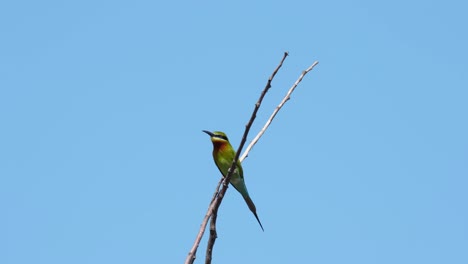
xmin=2 ymin=1 xmax=467 ymax=263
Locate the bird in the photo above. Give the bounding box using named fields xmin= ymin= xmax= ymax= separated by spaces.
xmin=202 ymin=130 xmax=264 ymax=231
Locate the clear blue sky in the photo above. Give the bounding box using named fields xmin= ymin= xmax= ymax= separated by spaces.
xmin=2 ymin=1 xmax=467 ymax=263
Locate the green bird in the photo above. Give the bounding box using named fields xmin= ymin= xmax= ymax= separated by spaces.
xmin=203 ymin=130 xmax=264 ymax=231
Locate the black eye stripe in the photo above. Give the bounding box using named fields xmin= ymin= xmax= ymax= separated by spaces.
xmin=214 ymin=135 xmax=228 ymax=140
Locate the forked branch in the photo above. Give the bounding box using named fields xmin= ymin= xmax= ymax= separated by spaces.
xmin=185 ymin=52 xmax=319 ymax=264
xmin=204 ymin=52 xmax=289 ymax=264
xmin=240 ymin=60 xmax=319 ymax=162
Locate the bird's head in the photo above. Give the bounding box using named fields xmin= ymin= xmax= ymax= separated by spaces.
xmin=202 ymin=130 xmax=229 ymax=143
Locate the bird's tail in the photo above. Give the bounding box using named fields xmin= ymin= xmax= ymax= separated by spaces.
xmin=242 ymin=194 xmax=264 ymax=231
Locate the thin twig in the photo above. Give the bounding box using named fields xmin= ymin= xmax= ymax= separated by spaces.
xmin=204 ymin=187 xmax=220 ymax=264
xmin=240 ymin=61 xmax=319 ymax=162
xmin=185 ymin=178 xmax=223 ymax=264
xmin=204 ymin=52 xmax=289 ymax=264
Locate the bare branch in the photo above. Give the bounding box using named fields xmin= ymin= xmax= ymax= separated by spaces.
xmin=240 ymin=60 xmax=319 ymax=162
xmin=185 ymin=53 xmax=319 ymax=264
xmin=204 ymin=52 xmax=289 ymax=263
xmin=185 ymin=178 xmax=223 ymax=264
xmin=204 ymin=186 xmax=219 ymax=264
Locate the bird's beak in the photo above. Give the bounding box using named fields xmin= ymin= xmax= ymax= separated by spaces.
xmin=202 ymin=130 xmax=214 ymax=137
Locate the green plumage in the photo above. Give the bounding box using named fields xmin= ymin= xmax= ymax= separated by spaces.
xmin=203 ymin=130 xmax=264 ymax=231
